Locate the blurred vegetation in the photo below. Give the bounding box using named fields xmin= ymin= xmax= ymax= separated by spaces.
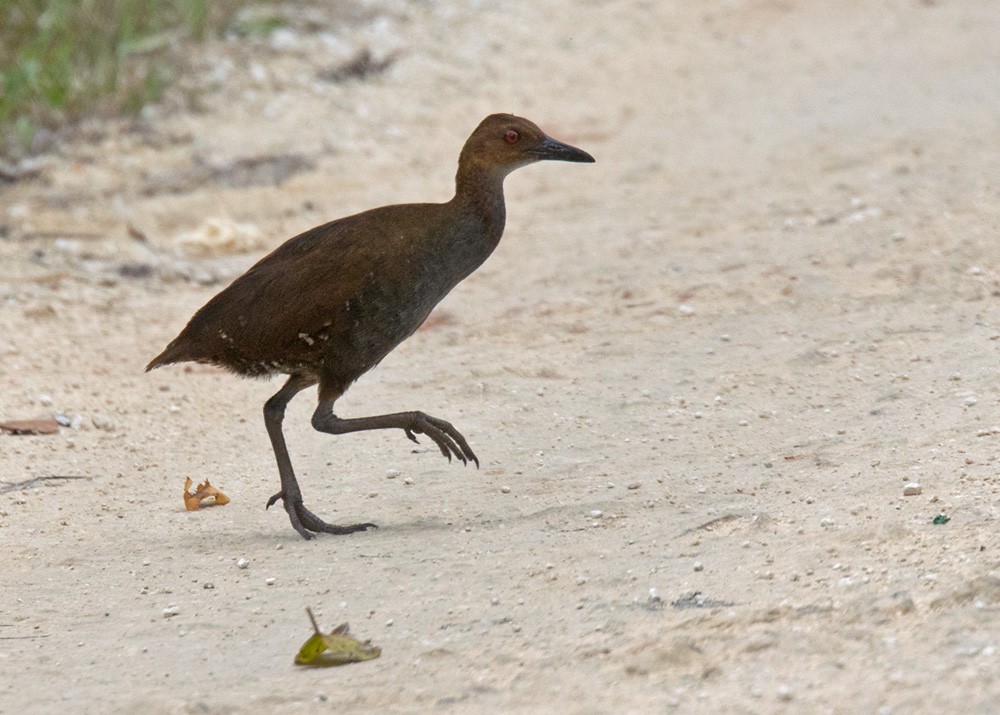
xmin=0 ymin=0 xmax=272 ymax=159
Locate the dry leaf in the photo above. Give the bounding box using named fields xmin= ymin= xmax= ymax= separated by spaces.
xmin=183 ymin=477 xmax=230 ymax=511
xmin=0 ymin=419 xmax=60 ymax=435
xmin=294 ymin=608 xmax=381 ymax=667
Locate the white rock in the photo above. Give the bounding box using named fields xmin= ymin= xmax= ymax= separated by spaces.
xmin=236 ymin=557 xmax=250 ymax=569
xmin=162 ymin=605 xmax=180 ymax=618
xmin=178 ymin=217 xmax=266 ymax=258
xmin=903 ymin=483 xmax=922 ymax=496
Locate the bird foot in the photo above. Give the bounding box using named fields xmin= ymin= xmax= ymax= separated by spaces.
xmin=266 ymin=491 xmax=377 ymax=540
xmin=404 ymin=412 xmax=479 ymax=467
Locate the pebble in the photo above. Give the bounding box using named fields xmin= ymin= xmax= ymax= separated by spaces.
xmin=265 ymin=577 xmax=276 ymax=586
xmin=403 ymin=477 xmax=413 ymax=486
xmin=54 ymin=413 xmax=83 ymax=429
xmin=490 ymin=596 xmax=499 ymax=605
xmin=500 ymin=485 xmax=511 ymax=493
xmin=385 ymin=619 xmax=394 ymax=627
xmin=203 ymin=583 xmax=214 ymax=590
xmin=693 ymin=561 xmax=704 ymax=572
xmin=903 ymin=482 xmax=922 ymax=496
xmin=678 ymin=304 xmax=694 ymax=316
xmin=589 ymin=509 xmax=603 ymax=518
xmin=236 ymin=557 xmax=250 ymax=569
xmin=91 ymin=414 xmax=115 ymax=431
xmin=386 ymin=468 xmax=400 ymax=479
xmin=627 ymin=482 xmax=641 ymax=490
xmin=162 ymin=605 xmax=180 ymax=618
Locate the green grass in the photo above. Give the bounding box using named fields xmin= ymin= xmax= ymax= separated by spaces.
xmin=0 ymin=0 xmax=259 ymax=158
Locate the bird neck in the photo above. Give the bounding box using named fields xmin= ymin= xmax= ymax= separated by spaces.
xmin=453 ymin=159 xmax=507 ymax=219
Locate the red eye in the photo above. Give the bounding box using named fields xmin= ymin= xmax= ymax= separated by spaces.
xmin=504 ymin=129 xmax=520 ymax=144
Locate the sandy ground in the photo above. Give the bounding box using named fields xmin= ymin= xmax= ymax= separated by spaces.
xmin=2 ymin=0 xmax=1000 ymax=712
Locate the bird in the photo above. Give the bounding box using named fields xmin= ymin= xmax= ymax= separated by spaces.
xmin=147 ymin=113 xmax=594 ymax=539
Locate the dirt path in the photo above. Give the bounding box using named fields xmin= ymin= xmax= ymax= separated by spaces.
xmin=2 ymin=1 xmax=999 ymax=712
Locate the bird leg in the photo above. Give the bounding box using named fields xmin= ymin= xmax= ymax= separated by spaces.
xmin=311 ymin=407 xmax=479 ymax=468
xmin=263 ymin=375 xmax=377 ymax=539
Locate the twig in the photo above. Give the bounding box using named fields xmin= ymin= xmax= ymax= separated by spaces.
xmin=0 ymin=475 xmax=90 ymax=494
xmin=306 ymin=607 xmax=321 ymax=635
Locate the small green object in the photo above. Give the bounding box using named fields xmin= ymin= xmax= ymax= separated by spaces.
xmin=294 ymin=608 xmax=381 ymax=667
xmin=932 ymin=514 xmax=950 ymax=525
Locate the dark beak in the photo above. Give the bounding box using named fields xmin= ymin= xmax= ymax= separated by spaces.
xmin=529 ymin=135 xmax=595 ymax=163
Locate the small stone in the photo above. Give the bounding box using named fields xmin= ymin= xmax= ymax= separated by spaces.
xmin=693 ymin=561 xmax=704 ymax=572
xmin=162 ymin=605 xmax=180 ymax=618
xmin=265 ymin=577 xmax=276 ymax=586
xmin=385 ymin=468 xmax=400 ymax=479
xmin=500 ymin=485 xmax=511 ymax=493
xmin=777 ymin=684 xmax=794 ymax=701
xmin=91 ymin=414 xmax=115 ymax=431
xmin=38 ymin=394 xmax=53 ymax=406
xmin=627 ymin=482 xmax=641 ymax=490
xmin=903 ymin=482 xmax=922 ymax=496
xmin=678 ymin=304 xmax=694 ymax=316
xmin=385 ymin=619 xmax=394 ymax=627
xmin=203 ymin=583 xmax=214 ymax=590
xmin=403 ymin=477 xmax=413 ymax=485
xmin=236 ymin=557 xmax=250 ymax=569
xmin=589 ymin=509 xmax=603 ymax=518
xmin=490 ymin=596 xmax=499 ymax=605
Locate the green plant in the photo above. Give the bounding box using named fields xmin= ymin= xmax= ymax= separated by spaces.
xmin=0 ymin=0 xmax=254 ymax=158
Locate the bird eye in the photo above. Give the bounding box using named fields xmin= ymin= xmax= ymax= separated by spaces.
xmin=504 ymin=129 xmax=520 ymax=144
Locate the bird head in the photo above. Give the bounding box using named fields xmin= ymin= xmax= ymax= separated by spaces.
xmin=459 ymin=114 xmax=595 ymax=177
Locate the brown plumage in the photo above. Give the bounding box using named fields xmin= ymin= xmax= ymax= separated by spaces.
xmin=147 ymin=114 xmax=594 ymax=539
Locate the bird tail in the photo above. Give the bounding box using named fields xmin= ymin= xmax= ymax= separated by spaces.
xmin=145 ymin=341 xmax=187 ymax=372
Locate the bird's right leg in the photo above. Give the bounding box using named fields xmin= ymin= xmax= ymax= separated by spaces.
xmin=263 ymin=374 xmax=377 ymax=539
xmin=310 ymin=384 xmax=478 ymax=467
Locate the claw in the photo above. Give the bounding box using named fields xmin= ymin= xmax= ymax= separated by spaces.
xmin=265 ymin=491 xmax=284 ymax=510
xmin=267 ymin=492 xmax=377 ymax=539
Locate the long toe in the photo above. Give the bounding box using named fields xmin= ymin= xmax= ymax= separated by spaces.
xmin=296 ymin=502 xmax=378 ymax=535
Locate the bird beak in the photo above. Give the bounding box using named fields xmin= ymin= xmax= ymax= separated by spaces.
xmin=530 ymin=136 xmax=595 ymax=163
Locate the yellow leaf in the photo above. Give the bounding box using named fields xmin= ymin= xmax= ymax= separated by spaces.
xmin=294 ymin=608 xmax=381 ymax=667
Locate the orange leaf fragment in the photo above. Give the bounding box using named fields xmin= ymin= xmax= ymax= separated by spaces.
xmin=183 ymin=477 xmax=231 ymax=511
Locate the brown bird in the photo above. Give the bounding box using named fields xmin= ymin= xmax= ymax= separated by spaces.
xmin=147 ymin=114 xmax=594 ymax=539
